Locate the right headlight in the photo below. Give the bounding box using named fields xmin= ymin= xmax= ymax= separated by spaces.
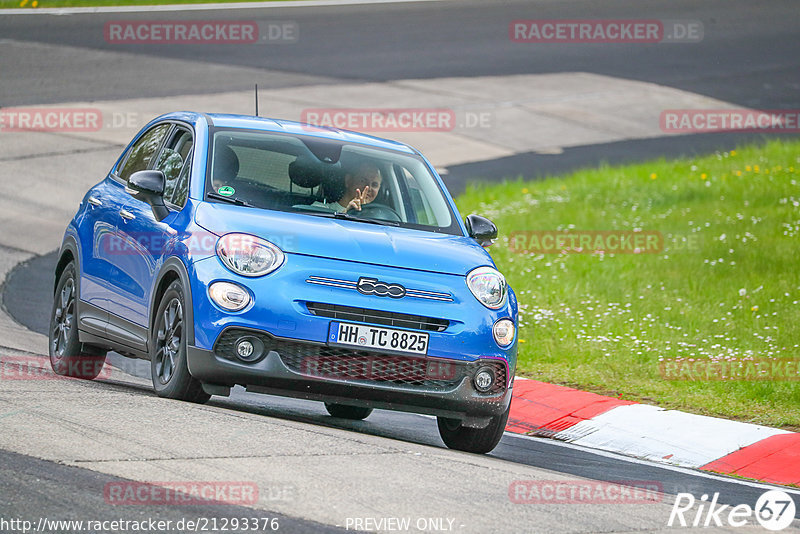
xmin=216 ymin=233 xmax=284 ymax=277
xmin=466 ymin=266 xmax=507 ymax=309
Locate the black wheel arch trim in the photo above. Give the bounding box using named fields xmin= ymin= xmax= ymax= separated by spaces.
xmin=55 ymin=234 xmax=80 ymax=296
xmin=150 ymin=257 xmax=196 ymax=346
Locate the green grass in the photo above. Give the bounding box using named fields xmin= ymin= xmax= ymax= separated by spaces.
xmin=3 ymin=0 xmax=296 ymax=7
xmin=455 ymin=139 xmax=800 ymax=430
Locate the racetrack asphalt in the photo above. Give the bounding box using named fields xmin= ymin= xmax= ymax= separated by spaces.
xmin=1 ymin=0 xmax=799 ymax=189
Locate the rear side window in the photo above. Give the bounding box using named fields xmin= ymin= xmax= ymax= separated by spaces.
xmin=117 ymin=124 xmax=171 ymax=182
xmin=168 ymin=147 xmax=193 ymax=208
xmin=154 ymin=128 xmax=193 ymax=207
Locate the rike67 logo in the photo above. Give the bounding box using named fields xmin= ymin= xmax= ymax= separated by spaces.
xmin=668 ymin=490 xmax=797 ymax=531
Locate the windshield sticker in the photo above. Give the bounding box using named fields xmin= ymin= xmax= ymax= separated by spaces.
xmin=217 ymin=186 xmax=235 ymax=197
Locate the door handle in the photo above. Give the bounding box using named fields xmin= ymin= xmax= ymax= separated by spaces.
xmin=87 ymin=196 xmax=102 ymax=206
xmin=119 ymin=209 xmax=135 ymax=221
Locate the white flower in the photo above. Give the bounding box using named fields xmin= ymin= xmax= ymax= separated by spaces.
xmin=739 ymin=288 xmax=747 ymax=296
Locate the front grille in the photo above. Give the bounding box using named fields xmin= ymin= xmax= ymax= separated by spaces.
xmin=278 ymin=342 xmax=465 ymax=390
xmin=306 ymin=302 xmax=448 ymax=332
xmin=213 ymin=328 xmax=507 ymax=394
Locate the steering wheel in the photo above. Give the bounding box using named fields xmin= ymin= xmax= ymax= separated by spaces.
xmin=356 ymin=203 xmax=402 ymax=222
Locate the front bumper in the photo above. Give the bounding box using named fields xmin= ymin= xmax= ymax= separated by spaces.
xmin=185 ymin=250 xmax=517 ymax=426
xmin=187 ymin=334 xmax=513 ymax=428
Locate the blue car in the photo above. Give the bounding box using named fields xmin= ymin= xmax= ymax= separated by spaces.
xmin=49 ymin=112 xmax=517 ymax=453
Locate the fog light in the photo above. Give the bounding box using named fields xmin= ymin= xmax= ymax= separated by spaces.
xmin=474 ymin=367 xmax=495 ymax=393
xmin=235 ymin=336 xmax=264 ymax=362
xmin=237 ymin=340 xmax=254 ymax=359
xmin=209 ymin=281 xmax=251 ymax=311
xmin=492 ymin=318 xmax=515 ymax=347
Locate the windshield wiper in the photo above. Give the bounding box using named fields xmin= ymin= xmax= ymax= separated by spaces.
xmin=207 ymin=192 xmax=251 ymax=206
xmin=291 ymin=205 xmax=336 ymax=217
xmin=333 ymin=211 xmax=400 ymax=227
xmin=291 ymin=205 xmax=400 ymax=226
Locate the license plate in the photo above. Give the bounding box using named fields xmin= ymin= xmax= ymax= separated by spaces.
xmin=329 ymin=321 xmax=429 ymax=355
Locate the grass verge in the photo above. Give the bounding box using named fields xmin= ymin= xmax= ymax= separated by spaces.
xmin=456 ymin=139 xmax=800 ymax=430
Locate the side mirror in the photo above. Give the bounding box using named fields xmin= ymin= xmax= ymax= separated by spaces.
xmin=465 ymin=214 xmax=498 ymax=248
xmin=128 ymin=170 xmax=169 ymax=221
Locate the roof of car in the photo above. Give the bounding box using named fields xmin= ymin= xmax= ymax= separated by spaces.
xmin=165 ymin=112 xmax=417 ymax=155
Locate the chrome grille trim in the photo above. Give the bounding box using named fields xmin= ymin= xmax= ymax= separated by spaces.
xmin=306 ymin=276 xmax=453 ymax=302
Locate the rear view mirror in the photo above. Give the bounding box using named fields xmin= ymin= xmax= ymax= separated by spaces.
xmin=128 ymin=170 xmax=168 ymax=221
xmin=465 ymin=214 xmax=498 ymax=247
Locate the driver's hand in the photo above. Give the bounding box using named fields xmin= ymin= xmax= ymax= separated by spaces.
xmin=346 ymin=186 xmax=370 ymax=211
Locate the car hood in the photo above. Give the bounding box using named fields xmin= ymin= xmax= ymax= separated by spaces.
xmin=194 ymin=202 xmax=492 ymax=276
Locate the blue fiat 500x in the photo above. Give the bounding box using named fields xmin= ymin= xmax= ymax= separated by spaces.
xmin=49 ymin=112 xmax=517 ymax=453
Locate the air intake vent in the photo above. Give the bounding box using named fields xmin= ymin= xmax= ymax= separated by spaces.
xmin=306 ymin=302 xmax=448 ymax=332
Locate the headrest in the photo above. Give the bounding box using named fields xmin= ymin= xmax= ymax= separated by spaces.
xmin=288 ymin=157 xmax=325 ymax=189
xmin=213 ymin=145 xmax=239 ymax=183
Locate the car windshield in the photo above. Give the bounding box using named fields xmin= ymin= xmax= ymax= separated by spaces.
xmin=206 ymin=128 xmax=459 ymax=234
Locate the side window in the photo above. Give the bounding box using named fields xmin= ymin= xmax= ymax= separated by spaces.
xmin=169 ymin=147 xmax=193 ymax=208
xmin=397 ymin=165 xmax=431 ymax=224
xmin=117 ymin=124 xmax=171 ymax=182
xmin=154 ymin=128 xmax=193 ymax=206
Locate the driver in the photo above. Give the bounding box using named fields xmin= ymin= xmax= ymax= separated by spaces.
xmin=314 ymin=162 xmax=382 ymax=213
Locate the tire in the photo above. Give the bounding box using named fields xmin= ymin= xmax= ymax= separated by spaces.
xmin=437 ymin=405 xmax=510 ymax=454
xmin=325 ymin=403 xmax=373 ymax=420
xmin=150 ymin=281 xmax=210 ymax=404
xmin=49 ymin=262 xmax=107 ymax=379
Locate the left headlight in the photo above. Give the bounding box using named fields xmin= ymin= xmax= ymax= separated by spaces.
xmin=216 ymin=233 xmax=285 ymax=277
xmin=466 ymin=266 xmax=507 ymax=309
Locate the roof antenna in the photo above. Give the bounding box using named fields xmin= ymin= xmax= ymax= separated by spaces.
xmin=254 ymin=83 xmax=259 ymax=117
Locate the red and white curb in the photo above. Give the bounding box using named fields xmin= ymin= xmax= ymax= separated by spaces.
xmin=507 ymin=378 xmax=800 ymax=487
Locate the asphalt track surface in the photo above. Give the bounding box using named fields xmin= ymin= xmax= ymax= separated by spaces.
xmin=2 ymin=0 xmax=800 ymax=532
xmin=1 ymin=0 xmax=799 ymax=184
xmin=2 ymin=0 xmax=799 ymax=107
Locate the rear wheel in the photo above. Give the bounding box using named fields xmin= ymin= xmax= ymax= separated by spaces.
xmin=325 ymin=403 xmax=373 ymax=420
xmin=49 ymin=262 xmax=107 ymax=379
xmin=437 ymin=405 xmax=510 ymax=454
xmin=150 ymin=281 xmax=209 ymax=404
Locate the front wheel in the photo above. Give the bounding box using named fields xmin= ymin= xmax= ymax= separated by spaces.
xmin=325 ymin=403 xmax=373 ymax=420
xmin=150 ymin=281 xmax=209 ymax=404
xmin=49 ymin=262 xmax=107 ymax=379
xmin=437 ymin=405 xmax=510 ymax=454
